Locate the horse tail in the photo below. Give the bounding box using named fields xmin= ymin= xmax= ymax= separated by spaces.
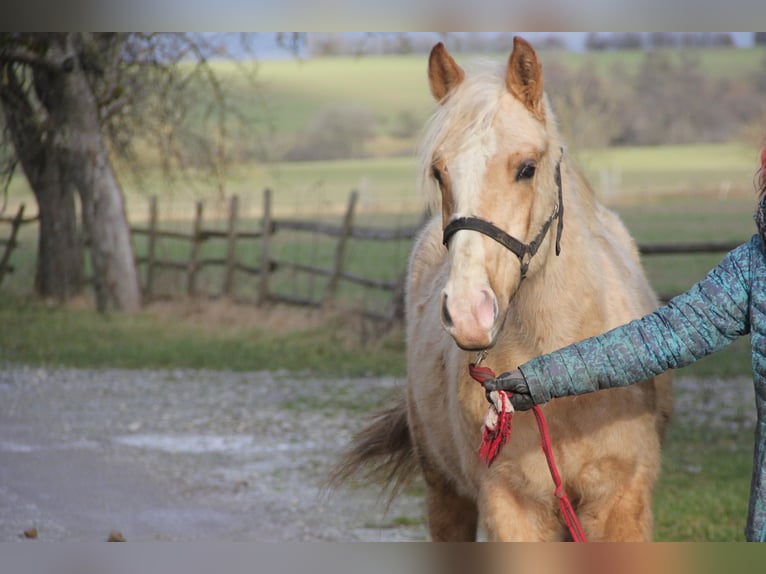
xmin=325 ymin=391 xmax=417 ymax=504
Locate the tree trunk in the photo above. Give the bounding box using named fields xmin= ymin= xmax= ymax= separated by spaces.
xmin=36 ymin=35 xmax=141 ymax=313
xmin=32 ymin=160 xmax=83 ymax=300
xmin=0 ymin=72 xmax=83 ymax=301
xmin=78 ymin=144 xmax=141 ymax=313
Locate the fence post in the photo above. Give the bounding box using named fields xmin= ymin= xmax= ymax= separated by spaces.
xmin=324 ymin=189 xmax=358 ymax=305
xmin=222 ymin=195 xmax=239 ymax=297
xmin=257 ymin=188 xmax=272 ymax=306
xmin=187 ymin=200 xmax=204 ymax=297
xmin=144 ymin=196 xmax=158 ymax=299
xmin=0 ymin=204 xmax=25 ymax=286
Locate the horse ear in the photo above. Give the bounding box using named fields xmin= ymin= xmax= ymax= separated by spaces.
xmin=506 ymin=36 xmax=545 ymax=120
xmin=428 ymin=42 xmax=465 ymax=102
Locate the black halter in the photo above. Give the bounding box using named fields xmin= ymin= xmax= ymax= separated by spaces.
xmin=442 ymin=149 xmax=564 ymax=279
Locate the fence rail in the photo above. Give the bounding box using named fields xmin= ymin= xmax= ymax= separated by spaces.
xmin=638 ymin=241 xmax=743 ymax=255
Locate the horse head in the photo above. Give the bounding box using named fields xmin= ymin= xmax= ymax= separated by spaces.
xmin=421 ymin=37 xmax=564 ymax=350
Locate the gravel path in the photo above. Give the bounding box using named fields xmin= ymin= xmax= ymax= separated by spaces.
xmin=0 ymin=366 xmax=425 ymax=542
xmin=0 ymin=366 xmax=756 ymax=542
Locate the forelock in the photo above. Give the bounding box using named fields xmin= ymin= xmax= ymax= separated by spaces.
xmin=417 ymin=60 xmax=506 ymax=211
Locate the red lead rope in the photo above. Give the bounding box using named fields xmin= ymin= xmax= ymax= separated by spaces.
xmin=468 ymin=362 xmax=588 ymax=543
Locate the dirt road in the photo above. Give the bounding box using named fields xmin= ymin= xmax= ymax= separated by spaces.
xmin=0 ymin=366 xmax=425 ymax=542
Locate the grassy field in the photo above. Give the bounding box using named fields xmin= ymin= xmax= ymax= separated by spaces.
xmin=237 ymin=55 xmax=433 ymax=133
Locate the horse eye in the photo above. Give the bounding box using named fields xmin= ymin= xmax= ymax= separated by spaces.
xmin=516 ymin=161 xmax=536 ymax=181
xmin=432 ymin=166 xmax=444 ymax=186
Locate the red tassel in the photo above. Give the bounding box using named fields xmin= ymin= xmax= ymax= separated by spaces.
xmin=478 ymin=391 xmax=513 ymax=466
xmin=469 ymin=363 xmax=513 ymax=467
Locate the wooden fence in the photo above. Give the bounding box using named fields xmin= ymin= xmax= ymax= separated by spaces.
xmin=0 ymin=204 xmax=37 ymax=287
xmin=0 ymin=192 xmax=749 ymax=320
xmin=133 ymin=190 xmax=421 ymax=322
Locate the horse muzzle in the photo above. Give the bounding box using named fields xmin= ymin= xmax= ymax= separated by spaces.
xmin=440 ymin=287 xmax=499 ymax=350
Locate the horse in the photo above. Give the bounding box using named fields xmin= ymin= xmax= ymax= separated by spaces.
xmin=330 ymin=36 xmax=673 ymax=542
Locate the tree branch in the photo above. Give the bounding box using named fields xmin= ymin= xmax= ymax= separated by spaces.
xmin=99 ymin=95 xmax=129 ymax=122
xmin=0 ymin=63 xmax=46 ymax=164
xmin=0 ymin=45 xmax=71 ymax=72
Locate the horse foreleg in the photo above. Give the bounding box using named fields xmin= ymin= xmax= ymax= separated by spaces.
xmin=578 ymin=478 xmax=654 ymax=542
xmin=478 ymin=479 xmax=563 ymax=541
xmin=421 ymin=464 xmax=478 ymax=541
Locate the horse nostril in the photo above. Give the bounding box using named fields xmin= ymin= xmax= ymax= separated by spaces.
xmin=441 ymin=294 xmax=454 ymax=328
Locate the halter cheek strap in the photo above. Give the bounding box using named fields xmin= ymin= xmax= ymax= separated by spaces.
xmin=442 ymin=148 xmax=565 ymax=279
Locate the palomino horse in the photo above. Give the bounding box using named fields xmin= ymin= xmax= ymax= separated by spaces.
xmin=332 ymin=37 xmax=672 ymax=541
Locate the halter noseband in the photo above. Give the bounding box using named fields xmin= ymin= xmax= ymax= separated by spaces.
xmin=442 ymin=148 xmax=564 ymax=279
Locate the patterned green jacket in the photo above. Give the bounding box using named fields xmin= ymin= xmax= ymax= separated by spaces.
xmin=519 ymin=234 xmax=766 ymax=541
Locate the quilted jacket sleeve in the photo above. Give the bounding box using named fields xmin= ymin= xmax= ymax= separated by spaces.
xmin=518 ymin=237 xmax=756 ymax=405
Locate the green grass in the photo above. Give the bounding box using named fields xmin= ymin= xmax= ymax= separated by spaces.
xmin=654 ymin=417 xmax=753 ymax=541
xmin=0 ymin=295 xmax=406 ymax=377
xmin=576 ymin=142 xmax=760 ymax=198
xmin=541 ymin=46 xmax=766 ymax=81
xmin=224 ymin=156 xmax=422 ymax=214
xmin=243 ymin=55 xmax=433 ymax=132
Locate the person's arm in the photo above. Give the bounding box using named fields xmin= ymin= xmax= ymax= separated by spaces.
xmin=486 ymin=237 xmax=756 ymax=409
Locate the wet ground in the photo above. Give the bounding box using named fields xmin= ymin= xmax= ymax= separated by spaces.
xmin=0 ymin=365 xmax=755 ymax=542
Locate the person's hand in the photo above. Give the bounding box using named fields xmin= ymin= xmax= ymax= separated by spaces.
xmin=482 ymin=369 xmax=535 ymax=411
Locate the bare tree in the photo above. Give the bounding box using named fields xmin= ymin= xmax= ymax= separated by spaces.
xmin=544 ymin=58 xmax=628 ymax=150
xmin=0 ymin=33 xmax=252 ymax=312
